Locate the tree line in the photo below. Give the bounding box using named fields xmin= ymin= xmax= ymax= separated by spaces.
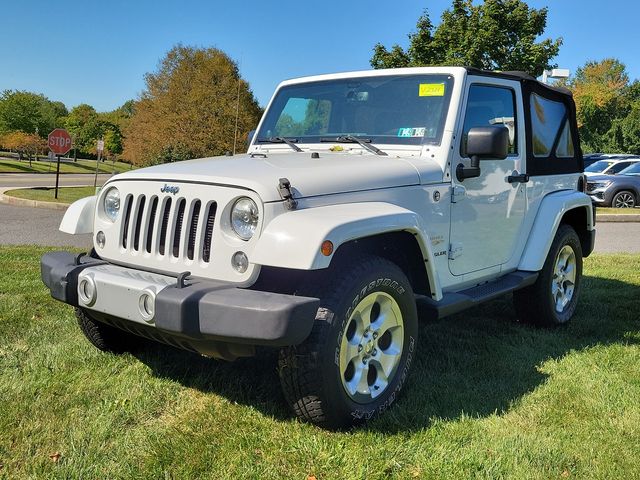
xmin=1 ymin=0 xmax=638 ymax=165
xmin=0 ymin=45 xmax=262 ymax=166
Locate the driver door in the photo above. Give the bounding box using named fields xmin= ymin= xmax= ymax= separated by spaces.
xmin=449 ymin=79 xmax=527 ymax=276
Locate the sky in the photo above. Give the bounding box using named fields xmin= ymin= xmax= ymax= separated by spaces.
xmin=1 ymin=0 xmax=639 ymax=112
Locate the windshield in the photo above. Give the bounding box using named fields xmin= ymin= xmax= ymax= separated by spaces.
xmin=256 ymin=74 xmax=454 ymax=146
xmin=619 ymin=162 xmax=640 ymax=175
xmin=584 ymin=160 xmax=615 ymax=173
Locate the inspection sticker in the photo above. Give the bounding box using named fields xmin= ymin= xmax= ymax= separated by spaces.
xmin=419 ymin=83 xmax=445 ymax=97
xmin=397 ymin=127 xmax=426 ymax=138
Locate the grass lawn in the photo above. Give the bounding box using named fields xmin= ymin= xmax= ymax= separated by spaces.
xmin=597 ymin=207 xmax=640 ymax=214
xmin=4 ymin=186 xmax=97 ymax=204
xmin=0 ymin=247 xmax=639 ymax=479
xmin=0 ymin=158 xmax=133 ymax=174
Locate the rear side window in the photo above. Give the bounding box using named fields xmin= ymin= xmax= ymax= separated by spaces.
xmin=461 ymin=85 xmax=517 ymax=157
xmin=608 ymin=161 xmax=636 ymax=174
xmin=531 ymin=93 xmax=573 ymax=158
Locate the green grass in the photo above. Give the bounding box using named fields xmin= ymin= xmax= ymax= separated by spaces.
xmin=0 ymin=158 xmax=133 ymax=174
xmin=4 ymin=186 xmax=97 ymax=204
xmin=597 ymin=207 xmax=640 ymax=214
xmin=0 ymin=247 xmax=639 ymax=479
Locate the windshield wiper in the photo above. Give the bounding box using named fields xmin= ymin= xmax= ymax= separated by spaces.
xmin=320 ymin=135 xmax=387 ymax=156
xmin=257 ymin=136 xmax=303 ymax=152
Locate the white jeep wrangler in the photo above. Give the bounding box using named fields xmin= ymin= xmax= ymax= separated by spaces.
xmin=42 ymin=67 xmax=595 ymax=428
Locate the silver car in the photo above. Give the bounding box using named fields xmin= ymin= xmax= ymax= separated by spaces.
xmin=587 ymin=162 xmax=640 ymax=207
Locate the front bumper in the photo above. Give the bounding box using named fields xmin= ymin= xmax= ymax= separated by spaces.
xmin=41 ymin=251 xmax=319 ymax=352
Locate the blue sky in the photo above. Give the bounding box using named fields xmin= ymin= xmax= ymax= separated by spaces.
xmin=1 ymin=0 xmax=638 ymax=112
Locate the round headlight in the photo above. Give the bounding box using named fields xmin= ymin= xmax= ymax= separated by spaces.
xmin=231 ymin=197 xmax=259 ymax=240
xmin=103 ymin=187 xmax=120 ymax=222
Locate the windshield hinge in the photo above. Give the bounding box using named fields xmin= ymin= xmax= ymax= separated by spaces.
xmin=278 ymin=178 xmax=298 ymax=210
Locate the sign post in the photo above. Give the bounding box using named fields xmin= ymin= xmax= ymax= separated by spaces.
xmin=48 ymin=129 xmax=72 ymax=199
xmin=94 ymin=139 xmax=104 ymax=187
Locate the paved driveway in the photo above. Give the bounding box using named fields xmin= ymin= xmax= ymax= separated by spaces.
xmin=0 ymin=173 xmax=112 ymax=188
xmin=0 ymin=203 xmax=92 ymax=248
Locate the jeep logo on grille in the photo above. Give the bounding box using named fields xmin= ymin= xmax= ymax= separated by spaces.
xmin=160 ymin=184 xmax=180 ymax=195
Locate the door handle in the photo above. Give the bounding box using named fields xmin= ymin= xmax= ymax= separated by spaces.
xmin=507 ymin=173 xmax=529 ymax=184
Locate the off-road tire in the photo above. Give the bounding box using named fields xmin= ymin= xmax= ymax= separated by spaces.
xmin=75 ymin=308 xmax=139 ymax=353
xmin=278 ymin=255 xmax=418 ymax=429
xmin=513 ymin=224 xmax=583 ymax=326
xmin=611 ymin=190 xmax=636 ymax=208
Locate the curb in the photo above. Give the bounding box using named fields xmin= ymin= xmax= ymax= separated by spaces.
xmin=0 ymin=187 xmax=77 ymax=211
xmin=596 ymin=214 xmax=640 ymax=222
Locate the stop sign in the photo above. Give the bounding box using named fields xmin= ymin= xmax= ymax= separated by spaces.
xmin=48 ymin=128 xmax=72 ymax=156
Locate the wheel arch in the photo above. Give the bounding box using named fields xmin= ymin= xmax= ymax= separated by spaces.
xmin=59 ymin=195 xmax=96 ymax=234
xmin=519 ymin=190 xmax=595 ymax=272
xmin=251 ymin=202 xmax=442 ymax=300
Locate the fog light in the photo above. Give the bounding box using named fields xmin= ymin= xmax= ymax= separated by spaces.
xmin=78 ymin=277 xmax=97 ymax=306
xmin=96 ymin=231 xmax=106 ymax=249
xmin=231 ymin=251 xmax=249 ymax=273
xmin=138 ymin=290 xmax=155 ymax=322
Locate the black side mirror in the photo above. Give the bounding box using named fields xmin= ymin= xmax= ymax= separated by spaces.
xmin=457 ymin=126 xmax=510 ymax=181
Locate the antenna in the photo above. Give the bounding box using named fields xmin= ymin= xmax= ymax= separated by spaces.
xmin=232 ymin=54 xmax=242 ymax=155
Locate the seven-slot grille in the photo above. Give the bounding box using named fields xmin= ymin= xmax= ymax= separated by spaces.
xmin=120 ymin=193 xmax=217 ymax=262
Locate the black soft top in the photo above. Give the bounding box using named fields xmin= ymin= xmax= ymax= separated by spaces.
xmin=464 ymin=67 xmax=573 ymax=97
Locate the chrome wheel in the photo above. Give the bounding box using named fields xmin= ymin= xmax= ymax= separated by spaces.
xmin=552 ymin=245 xmax=576 ymax=313
xmin=339 ymin=292 xmax=404 ymax=403
xmin=613 ymin=192 xmax=635 ymax=208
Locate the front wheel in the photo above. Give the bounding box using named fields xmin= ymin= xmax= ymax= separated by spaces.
xmin=278 ymin=255 xmax=418 ymax=429
xmin=513 ymin=224 xmax=583 ymax=326
xmin=76 ymin=308 xmax=140 ymax=353
xmin=611 ymin=190 xmax=636 ymax=208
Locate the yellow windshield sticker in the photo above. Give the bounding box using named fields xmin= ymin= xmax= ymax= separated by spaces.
xmin=419 ymin=83 xmax=445 ymax=97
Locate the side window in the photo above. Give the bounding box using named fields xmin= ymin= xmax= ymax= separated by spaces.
xmin=530 ymin=93 xmax=573 ymax=158
xmin=461 ymin=85 xmax=517 ymax=157
xmin=609 ymin=161 xmax=633 ymax=174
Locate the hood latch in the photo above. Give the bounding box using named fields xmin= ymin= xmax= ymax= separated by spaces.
xmin=278 ymin=178 xmax=298 ymax=210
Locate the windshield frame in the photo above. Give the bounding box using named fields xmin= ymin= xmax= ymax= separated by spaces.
xmin=255 ymin=74 xmax=455 ymax=148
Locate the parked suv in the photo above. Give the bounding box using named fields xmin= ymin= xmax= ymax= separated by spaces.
xmin=584 ymin=157 xmax=640 ymax=177
xmin=41 ymin=67 xmax=595 ymax=428
xmin=587 ymin=162 xmax=640 ymax=207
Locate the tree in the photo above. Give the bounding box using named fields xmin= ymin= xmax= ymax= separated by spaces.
xmin=371 ymin=0 xmax=562 ymax=77
xmin=0 ymin=90 xmax=67 ymax=136
xmin=569 ymin=58 xmax=634 ymax=153
xmin=0 ymin=131 xmax=46 ymax=166
xmin=65 ymin=104 xmax=124 ymax=159
xmin=123 ymin=45 xmax=262 ymax=166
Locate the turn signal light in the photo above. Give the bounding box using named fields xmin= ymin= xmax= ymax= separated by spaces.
xmin=321 ymin=240 xmax=334 ymax=256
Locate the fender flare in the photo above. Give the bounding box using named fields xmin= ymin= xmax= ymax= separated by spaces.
xmin=252 ymin=202 xmax=443 ymax=300
xmin=518 ymin=190 xmax=594 ymax=272
xmin=59 ymin=196 xmax=96 ymax=235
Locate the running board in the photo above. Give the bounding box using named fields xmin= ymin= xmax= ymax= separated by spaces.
xmin=416 ymin=271 xmax=538 ymax=320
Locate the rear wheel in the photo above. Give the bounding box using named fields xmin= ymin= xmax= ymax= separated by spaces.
xmin=278 ymin=255 xmax=418 ymax=429
xmin=75 ymin=308 xmax=139 ymax=353
xmin=611 ymin=190 xmax=636 ymax=208
xmin=513 ymin=224 xmax=583 ymax=326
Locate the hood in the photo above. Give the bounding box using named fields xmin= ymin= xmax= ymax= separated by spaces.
xmin=112 ymin=152 xmax=441 ymax=202
xmin=586 ymin=174 xmax=616 ymax=182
